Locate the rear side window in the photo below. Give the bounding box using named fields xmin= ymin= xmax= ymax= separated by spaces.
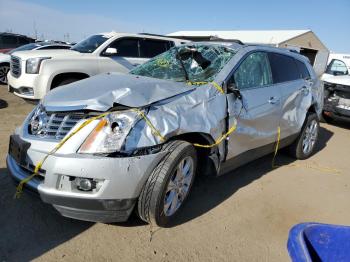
xmin=233 ymin=52 xmax=273 ymax=90
xmin=268 ymin=53 xmax=299 ymax=83
xmin=109 ymin=38 xmax=139 ymax=57
xmin=295 ymin=59 xmax=311 ymax=79
xmin=139 ymin=39 xmax=172 ymax=58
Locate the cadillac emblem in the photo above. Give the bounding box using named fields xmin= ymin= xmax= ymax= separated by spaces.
xmin=29 ymin=106 xmax=46 ymax=135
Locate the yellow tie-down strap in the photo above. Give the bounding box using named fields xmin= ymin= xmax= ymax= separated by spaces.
xmin=187 ymin=81 xmax=225 ymax=94
xmin=16 ymin=106 xmax=337 ymax=199
xmin=14 ymin=112 xmax=109 ymax=198
xmin=15 ymin=108 xmax=237 ymax=198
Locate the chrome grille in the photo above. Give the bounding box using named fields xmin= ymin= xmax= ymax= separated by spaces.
xmin=10 ymin=55 xmax=21 ymax=78
xmin=29 ymin=110 xmax=93 ymax=140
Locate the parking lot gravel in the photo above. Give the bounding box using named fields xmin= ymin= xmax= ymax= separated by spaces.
xmin=0 ymin=85 xmax=349 ymax=262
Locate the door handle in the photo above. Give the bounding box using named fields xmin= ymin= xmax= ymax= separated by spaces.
xmin=132 ymin=63 xmax=140 ymax=67
xmin=268 ymin=97 xmax=280 ymax=105
xmin=299 ymin=86 xmax=309 ymax=94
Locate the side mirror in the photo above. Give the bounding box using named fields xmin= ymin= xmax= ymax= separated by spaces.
xmin=227 ymin=82 xmax=237 ymax=92
xmin=104 ymin=47 xmax=118 ymax=56
xmin=227 ymin=82 xmax=242 ymax=100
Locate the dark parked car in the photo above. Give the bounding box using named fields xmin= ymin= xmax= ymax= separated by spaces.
xmin=0 ymin=33 xmax=35 ymax=54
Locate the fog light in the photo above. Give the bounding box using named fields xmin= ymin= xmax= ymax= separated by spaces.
xmin=76 ymin=178 xmax=93 ymax=191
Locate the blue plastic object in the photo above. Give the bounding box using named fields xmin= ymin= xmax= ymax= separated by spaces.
xmin=287 ymin=223 xmax=350 ymax=262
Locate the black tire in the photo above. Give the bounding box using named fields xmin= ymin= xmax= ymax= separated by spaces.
xmin=0 ymin=63 xmax=10 ymax=85
xmin=321 ymin=111 xmax=334 ymax=124
xmin=287 ymin=113 xmax=319 ymax=160
xmin=137 ymin=140 xmax=197 ymax=227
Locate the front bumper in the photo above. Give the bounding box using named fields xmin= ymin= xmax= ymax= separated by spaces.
xmin=6 ymin=147 xmax=167 ymax=222
xmin=7 ymin=71 xmax=50 ymax=100
xmin=324 ymin=99 xmax=350 ymax=119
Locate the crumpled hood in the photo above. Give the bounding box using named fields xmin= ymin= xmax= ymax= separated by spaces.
xmin=42 ymin=72 xmax=195 ymax=111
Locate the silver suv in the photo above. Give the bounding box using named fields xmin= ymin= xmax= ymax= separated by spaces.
xmin=7 ymin=42 xmax=323 ymax=227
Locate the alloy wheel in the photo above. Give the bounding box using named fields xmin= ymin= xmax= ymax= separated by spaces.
xmin=0 ymin=65 xmax=10 ymax=84
xmin=302 ymin=119 xmax=318 ymax=154
xmin=163 ymin=156 xmax=194 ymax=216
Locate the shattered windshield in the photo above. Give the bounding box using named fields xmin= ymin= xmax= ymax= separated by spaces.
xmin=130 ymin=44 xmax=236 ymax=82
xmin=71 ymin=34 xmax=110 ymax=53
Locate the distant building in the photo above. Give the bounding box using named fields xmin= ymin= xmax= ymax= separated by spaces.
xmin=168 ymin=30 xmax=329 ymax=76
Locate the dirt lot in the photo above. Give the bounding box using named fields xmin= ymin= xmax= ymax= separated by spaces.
xmin=0 ymin=85 xmax=349 ymax=262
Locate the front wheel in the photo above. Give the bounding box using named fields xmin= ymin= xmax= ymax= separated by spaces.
xmin=287 ymin=113 xmax=319 ymax=159
xmin=0 ymin=63 xmax=10 ymax=84
xmin=137 ymin=140 xmax=197 ymax=227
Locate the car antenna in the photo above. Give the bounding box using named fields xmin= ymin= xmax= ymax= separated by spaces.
xmin=173 ymin=46 xmax=190 ymax=81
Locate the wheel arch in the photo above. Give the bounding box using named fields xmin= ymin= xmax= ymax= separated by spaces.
xmin=50 ymin=72 xmax=90 ymax=89
xmin=168 ymin=132 xmax=220 ymax=176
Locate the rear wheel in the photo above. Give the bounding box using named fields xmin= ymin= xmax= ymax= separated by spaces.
xmin=287 ymin=113 xmax=319 ymax=159
xmin=137 ymin=140 xmax=197 ymax=227
xmin=0 ymin=63 xmax=10 ymax=84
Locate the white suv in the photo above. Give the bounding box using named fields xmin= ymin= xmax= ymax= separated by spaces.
xmin=7 ymin=32 xmax=186 ymax=100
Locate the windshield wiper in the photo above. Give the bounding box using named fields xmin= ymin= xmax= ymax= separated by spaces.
xmin=174 ymin=46 xmax=189 ymax=81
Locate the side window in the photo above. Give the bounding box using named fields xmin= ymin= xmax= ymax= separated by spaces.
xmin=139 ymin=39 xmax=172 ymax=58
xmin=326 ymin=59 xmax=348 ymax=75
xmin=268 ymin=53 xmax=299 ymax=83
xmin=108 ymin=38 xmax=139 ymax=57
xmin=39 ymin=45 xmax=70 ymax=50
xmin=295 ymin=59 xmax=311 ymax=79
xmin=232 ymin=52 xmax=273 ymax=90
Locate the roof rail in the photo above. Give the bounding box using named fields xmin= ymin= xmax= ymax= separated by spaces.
xmin=207 ymin=36 xmax=244 ymax=45
xmin=138 ymin=33 xmax=171 ymax=38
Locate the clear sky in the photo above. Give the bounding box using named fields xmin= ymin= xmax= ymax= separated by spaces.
xmin=0 ymin=0 xmax=349 ymax=53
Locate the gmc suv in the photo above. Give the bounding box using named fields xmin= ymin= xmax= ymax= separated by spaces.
xmin=7 ymin=32 xmax=186 ymax=100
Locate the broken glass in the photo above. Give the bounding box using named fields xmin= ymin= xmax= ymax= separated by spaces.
xmin=130 ymin=44 xmax=236 ymax=83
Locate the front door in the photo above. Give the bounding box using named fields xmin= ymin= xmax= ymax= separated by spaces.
xmin=226 ymin=51 xmax=282 ymax=160
xmin=99 ymin=38 xmax=148 ymax=74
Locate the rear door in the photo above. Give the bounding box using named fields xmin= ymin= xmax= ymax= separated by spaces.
xmin=268 ymin=53 xmax=312 ymax=138
xmin=226 ymin=51 xmax=282 ymax=160
xmin=139 ymin=39 xmax=173 ymax=61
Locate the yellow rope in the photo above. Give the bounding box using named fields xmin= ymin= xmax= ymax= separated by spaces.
xmin=271 ymin=126 xmax=341 ymax=174
xmin=288 ymin=163 xmax=342 ymax=174
xmin=132 ymin=109 xmax=166 ymax=142
xmin=194 ymin=124 xmax=237 ymax=148
xmin=272 ymin=126 xmax=281 ymax=169
xmin=16 ymin=105 xmax=340 ymax=199
xmin=14 ymin=112 xmax=109 ymax=198
xmin=187 ymin=81 xmax=224 ymax=94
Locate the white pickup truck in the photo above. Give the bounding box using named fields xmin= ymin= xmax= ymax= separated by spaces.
xmin=321 ymin=53 xmax=350 ymax=122
xmin=7 ymin=32 xmax=186 ymax=100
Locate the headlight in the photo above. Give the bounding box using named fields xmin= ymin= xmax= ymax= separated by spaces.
xmin=26 ymin=57 xmax=51 ymax=74
xmin=78 ymin=110 xmax=142 ymax=154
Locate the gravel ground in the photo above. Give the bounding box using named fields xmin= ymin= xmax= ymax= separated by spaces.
xmin=0 ymin=85 xmax=349 ymax=262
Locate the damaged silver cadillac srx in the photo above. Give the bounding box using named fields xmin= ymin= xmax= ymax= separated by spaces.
xmin=7 ymin=42 xmax=323 ymax=226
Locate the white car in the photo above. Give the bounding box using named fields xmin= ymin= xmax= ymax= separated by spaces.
xmin=321 ymin=53 xmax=350 ymax=121
xmin=7 ymin=32 xmax=186 ymax=100
xmin=0 ymin=42 xmax=71 ymax=84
